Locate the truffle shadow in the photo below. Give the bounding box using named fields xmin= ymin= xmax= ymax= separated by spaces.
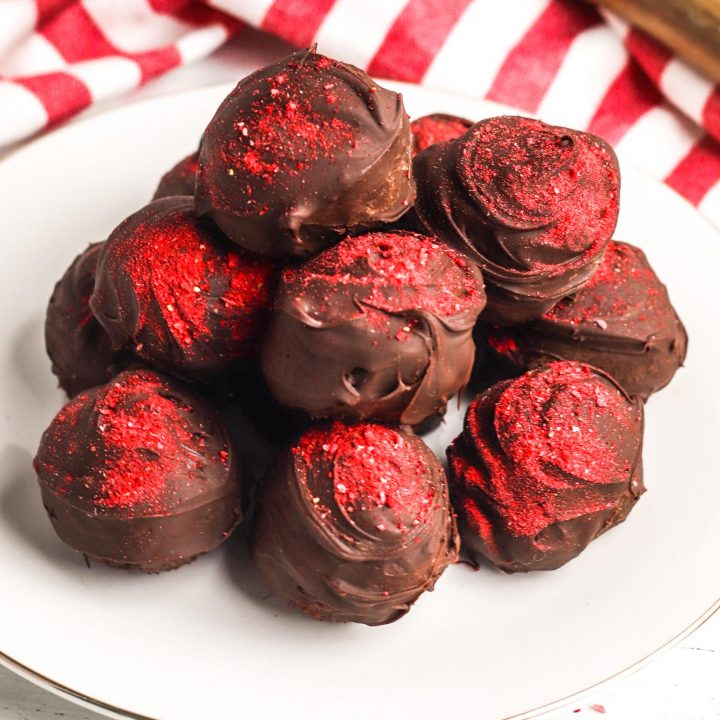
xmin=11 ymin=316 xmax=56 ymax=402
xmin=221 ymin=521 xmax=305 ymax=623
xmin=0 ymin=444 xmax=83 ymax=568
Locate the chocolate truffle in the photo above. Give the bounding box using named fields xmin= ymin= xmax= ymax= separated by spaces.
xmin=447 ymin=361 xmax=644 ymax=573
xmin=34 ymin=368 xmax=243 ymax=572
xmin=413 ymin=116 xmax=621 ymax=324
xmin=231 ymin=360 xmax=310 ymax=447
xmin=411 ymin=113 xmax=472 ymax=155
xmin=195 ymin=48 xmax=415 ymax=258
xmin=153 ymin=150 xmax=199 ymax=199
xmin=483 ymin=241 xmax=688 ymax=400
xmin=45 ymin=242 xmax=122 ymax=397
xmin=251 ymin=421 xmax=459 ymax=625
xmin=469 ymin=321 xmax=523 ymax=392
xmin=91 ymin=196 xmax=275 ymax=382
xmin=261 ymin=231 xmax=487 ymax=425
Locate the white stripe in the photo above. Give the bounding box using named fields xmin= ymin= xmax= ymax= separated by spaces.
xmin=0 ymin=33 xmax=66 ymax=75
xmin=206 ymin=0 xmax=275 ymax=27
xmin=67 ymin=57 xmax=142 ymax=102
xmin=0 ymin=81 xmax=47 ymax=146
xmin=176 ymin=25 xmax=230 ymax=64
xmin=537 ymin=25 xmax=627 ymax=129
xmin=661 ymin=59 xmax=713 ymax=126
xmin=313 ymin=0 xmax=406 ymax=68
xmin=698 ymin=179 xmax=720 ymax=228
xmin=83 ymin=0 xmax=196 ymax=53
xmin=0 ymin=0 xmax=36 ymax=62
xmin=423 ymin=0 xmax=550 ymax=97
xmin=616 ymin=104 xmax=702 ymax=179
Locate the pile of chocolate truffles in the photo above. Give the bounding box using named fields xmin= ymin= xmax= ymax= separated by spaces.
xmin=35 ymin=48 xmax=687 ymax=627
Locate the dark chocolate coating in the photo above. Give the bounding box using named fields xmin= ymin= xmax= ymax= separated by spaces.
xmin=34 ymin=368 xmax=243 ymax=572
xmin=447 ymin=362 xmax=644 ymax=572
xmin=469 ymin=321 xmax=523 ymax=392
xmin=230 ymin=360 xmax=310 ymax=447
xmin=261 ymin=231 xmax=487 ymax=425
xmin=484 ymin=241 xmax=688 ymax=400
xmin=413 ymin=116 xmax=620 ymax=324
xmin=410 ymin=113 xmax=473 ymax=155
xmin=91 ymin=196 xmax=275 ymax=382
xmin=45 ymin=243 xmax=122 ymax=397
xmin=153 ymin=151 xmax=199 ymax=199
xmin=196 ymin=49 xmax=415 ymax=258
xmin=250 ymin=422 xmax=459 ymax=625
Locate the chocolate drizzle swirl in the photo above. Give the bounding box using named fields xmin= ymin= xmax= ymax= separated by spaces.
xmin=251 ymin=422 xmax=459 ymax=625
xmin=34 ymin=368 xmax=243 ymax=572
xmin=261 ymin=231 xmax=486 ymax=425
xmin=484 ymin=241 xmax=688 ymax=400
xmin=195 ymin=49 xmax=415 ymax=258
xmin=45 ymin=242 xmax=123 ymax=396
xmin=447 ymin=361 xmax=644 ymax=572
xmin=414 ymin=116 xmax=620 ymax=324
xmin=91 ymin=196 xmax=275 ymax=382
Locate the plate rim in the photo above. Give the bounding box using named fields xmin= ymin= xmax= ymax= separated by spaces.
xmin=3 ymin=601 xmax=719 ymax=720
xmin=1 ymin=79 xmax=717 ymax=720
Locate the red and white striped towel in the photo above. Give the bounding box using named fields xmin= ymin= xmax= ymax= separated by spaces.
xmin=2 ymin=0 xmax=720 ymax=228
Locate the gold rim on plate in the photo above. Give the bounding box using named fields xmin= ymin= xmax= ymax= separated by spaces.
xmin=2 ymin=598 xmax=719 ymax=720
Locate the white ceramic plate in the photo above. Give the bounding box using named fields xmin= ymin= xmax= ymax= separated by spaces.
xmin=1 ymin=83 xmax=719 ymax=720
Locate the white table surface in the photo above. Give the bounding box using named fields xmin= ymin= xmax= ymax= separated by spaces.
xmin=1 ymin=30 xmax=718 ymax=720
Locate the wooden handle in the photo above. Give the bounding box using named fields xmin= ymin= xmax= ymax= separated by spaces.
xmin=588 ymin=0 xmax=720 ymax=83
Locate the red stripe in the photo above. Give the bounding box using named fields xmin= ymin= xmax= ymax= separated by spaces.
xmin=40 ymin=3 xmax=181 ymax=83
xmin=665 ymin=135 xmax=720 ymax=205
xmin=148 ymin=0 xmax=244 ymax=34
xmin=702 ymin=88 xmax=720 ymax=144
xmin=625 ymin=28 xmax=671 ymax=85
xmin=146 ymin=0 xmax=192 ymax=11
xmin=134 ymin=47 xmax=182 ymax=84
xmin=41 ymin=3 xmax=116 ymax=63
xmin=262 ymin=0 xmax=336 ymax=48
xmin=587 ymin=60 xmax=661 ymax=145
xmin=486 ymin=0 xmax=599 ymax=113
xmin=35 ymin=0 xmax=75 ymax=25
xmin=172 ymin=3 xmax=244 ymax=34
xmin=367 ymin=0 xmax=473 ymax=82
xmin=14 ymin=72 xmax=91 ymax=125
